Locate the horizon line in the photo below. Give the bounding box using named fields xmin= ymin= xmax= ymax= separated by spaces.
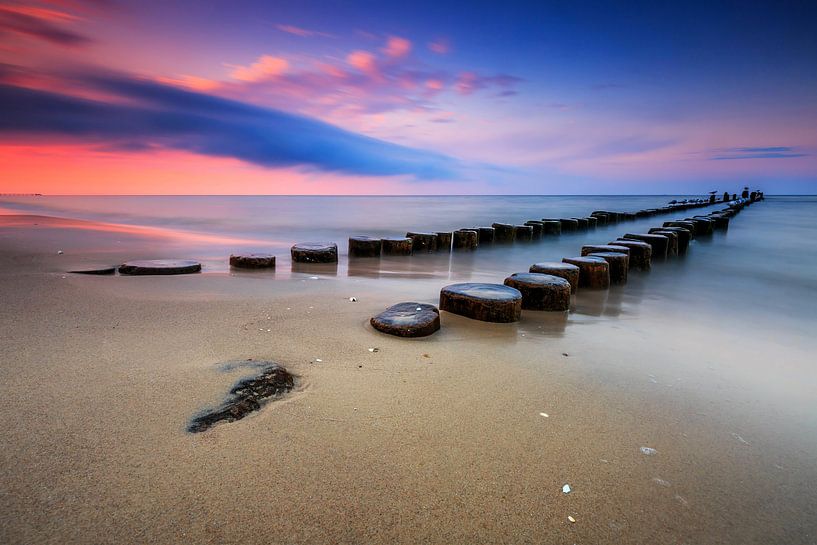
xmin=2 ymin=193 xmax=792 ymax=198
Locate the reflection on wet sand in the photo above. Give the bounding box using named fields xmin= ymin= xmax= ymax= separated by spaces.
xmin=228 ymin=267 xmax=278 ymax=278
xmin=435 ymin=311 xmax=524 ymax=342
xmin=347 ymin=257 xmax=381 ymax=279
xmin=376 ymin=254 xmax=454 ymax=280
xmin=602 ymin=286 xmax=625 ymax=317
xmin=518 ymin=309 xmax=568 ymax=337
xmin=571 ymin=288 xmax=609 ymax=317
xmin=291 ymin=262 xmax=338 ymax=277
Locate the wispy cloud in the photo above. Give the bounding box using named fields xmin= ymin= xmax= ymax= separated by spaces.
xmin=162 ymin=36 xmax=522 ymax=125
xmin=229 ymin=55 xmax=289 ymax=82
xmin=455 ymin=72 xmax=521 ymax=96
xmin=0 ymin=71 xmax=461 ymax=179
xmin=709 ymin=146 xmax=808 ymax=160
xmin=428 ymin=39 xmax=450 ymax=54
xmin=581 ymin=136 xmax=677 ymax=159
xmin=590 ymin=83 xmax=624 ymax=91
xmin=275 ymin=23 xmax=333 ymax=38
xmin=0 ymin=4 xmax=91 ymax=46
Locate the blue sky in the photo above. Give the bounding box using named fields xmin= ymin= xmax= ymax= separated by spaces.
xmin=1 ymin=0 xmax=815 ymax=194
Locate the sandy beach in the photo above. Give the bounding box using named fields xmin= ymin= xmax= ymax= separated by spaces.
xmin=1 ymin=211 xmax=816 ymax=544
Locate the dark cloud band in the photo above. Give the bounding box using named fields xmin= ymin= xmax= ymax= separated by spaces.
xmin=0 ymin=74 xmax=459 ymax=179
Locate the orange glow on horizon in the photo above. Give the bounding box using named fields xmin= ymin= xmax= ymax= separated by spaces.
xmin=0 ymin=144 xmax=462 ymax=195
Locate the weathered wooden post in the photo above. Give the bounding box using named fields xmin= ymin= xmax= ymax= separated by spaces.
xmin=291 ymin=243 xmax=338 ymax=263
xmin=588 ymin=252 xmax=629 ymax=284
xmin=229 ymin=253 xmax=276 ymax=269
xmin=452 ymin=229 xmax=478 ymax=250
xmin=529 ymin=262 xmax=580 ymax=293
xmin=492 ymin=223 xmax=516 ymax=243
xmin=348 ymin=236 xmax=381 ymax=258
xmin=440 ymin=283 xmax=523 ymax=322
xmin=562 ymin=256 xmax=610 ymax=289
xmin=435 ymin=232 xmax=453 ymax=253
xmin=609 ymin=239 xmax=652 ymax=270
xmin=381 ymin=237 xmax=413 ymax=256
xmin=406 ymin=232 xmax=438 ymax=253
xmin=503 ymin=273 xmax=571 ymax=311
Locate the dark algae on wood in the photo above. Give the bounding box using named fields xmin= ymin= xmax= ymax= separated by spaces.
xmin=229 ymin=253 xmax=276 ymax=269
xmin=348 ymin=236 xmax=382 ymax=258
xmin=291 ymin=242 xmax=338 ymax=263
xmin=188 ymin=362 xmax=295 ymax=433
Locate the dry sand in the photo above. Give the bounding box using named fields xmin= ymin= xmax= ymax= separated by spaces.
xmin=1 ymin=215 xmax=816 ymax=544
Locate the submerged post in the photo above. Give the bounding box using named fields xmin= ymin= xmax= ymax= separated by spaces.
xmin=348 ymin=236 xmax=382 ymax=258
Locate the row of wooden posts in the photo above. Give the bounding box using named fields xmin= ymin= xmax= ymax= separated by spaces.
xmin=369 ymin=193 xmax=763 ymax=335
xmin=227 ymin=191 xmax=765 ymax=267
xmin=336 ymin=193 xmax=764 ymax=262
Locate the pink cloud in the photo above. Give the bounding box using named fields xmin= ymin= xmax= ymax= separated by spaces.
xmin=0 ymin=3 xmax=91 ymax=46
xmin=346 ymin=50 xmax=379 ymax=76
xmin=275 ymin=24 xmax=333 ymax=38
xmin=383 ymin=36 xmax=411 ymax=58
xmin=0 ymin=5 xmax=79 ymax=22
xmin=230 ymin=55 xmax=289 ymax=82
xmin=430 ymin=111 xmax=455 ymax=123
xmin=426 ymin=79 xmax=444 ymax=92
xmin=156 ymin=74 xmax=220 ymax=91
xmin=428 ymin=39 xmax=450 ymax=54
xmin=455 ymin=72 xmax=479 ymax=95
xmin=153 ymin=41 xmax=521 ymax=132
xmin=317 ymin=62 xmax=347 ymax=79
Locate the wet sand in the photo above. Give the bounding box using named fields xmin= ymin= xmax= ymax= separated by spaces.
xmin=1 ymin=215 xmax=816 ymax=544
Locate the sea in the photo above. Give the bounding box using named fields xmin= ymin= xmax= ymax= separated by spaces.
xmin=1 ymin=193 xmax=815 ymax=333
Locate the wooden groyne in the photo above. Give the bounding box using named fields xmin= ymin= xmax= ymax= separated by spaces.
xmin=337 ymin=192 xmax=762 ymax=261
xmin=370 ymin=190 xmax=764 ymax=334
xmin=71 ymin=189 xmax=763 ymax=288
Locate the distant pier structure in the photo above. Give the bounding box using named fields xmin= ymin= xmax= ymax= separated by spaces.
xmin=0 ymin=193 xmax=43 ymax=197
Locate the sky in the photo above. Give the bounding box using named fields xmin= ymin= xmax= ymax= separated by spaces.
xmin=0 ymin=0 xmax=815 ymax=194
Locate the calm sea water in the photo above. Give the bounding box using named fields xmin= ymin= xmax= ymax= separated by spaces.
xmin=0 ymin=195 xmax=725 ymax=248
xmin=2 ymin=194 xmax=816 ymax=338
